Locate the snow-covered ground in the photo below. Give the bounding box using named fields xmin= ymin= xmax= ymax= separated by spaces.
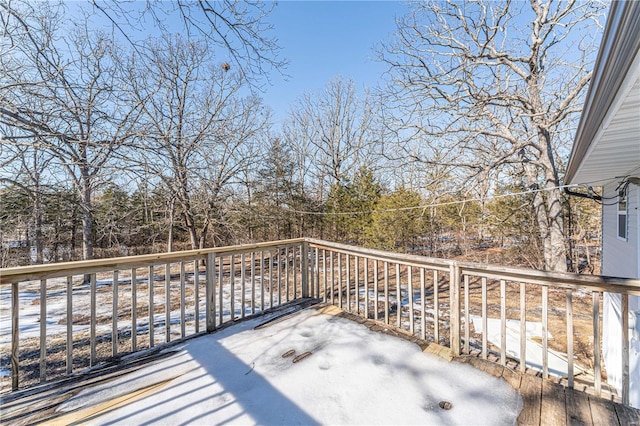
xmin=0 ymin=272 xmax=281 ymax=353
xmin=470 ymin=315 xmax=584 ymax=377
xmin=57 ymin=308 xmax=522 ymax=425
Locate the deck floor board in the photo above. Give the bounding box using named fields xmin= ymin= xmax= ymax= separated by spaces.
xmin=541 ymin=381 xmax=566 ymax=426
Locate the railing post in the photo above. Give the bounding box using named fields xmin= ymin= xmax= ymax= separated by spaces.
xmin=206 ymin=253 xmax=217 ymax=333
xmin=310 ymin=246 xmax=316 ymax=298
xmin=622 ymin=293 xmax=629 ymax=405
xmin=449 ymin=263 xmax=461 ymax=356
xmin=301 ymin=241 xmax=309 ymax=298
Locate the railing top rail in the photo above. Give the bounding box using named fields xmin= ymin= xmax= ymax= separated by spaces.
xmin=3 ymin=237 xmax=640 ymax=295
xmin=0 ymin=238 xmax=306 ymax=285
xmin=307 ymin=238 xmax=640 ymax=296
xmin=305 ymin=238 xmax=452 ymax=271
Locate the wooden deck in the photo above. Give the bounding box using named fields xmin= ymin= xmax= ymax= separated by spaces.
xmin=455 ymin=356 xmax=640 ymax=426
xmin=2 ymin=304 xmax=639 ymax=425
xmin=328 ymin=308 xmax=640 ymax=426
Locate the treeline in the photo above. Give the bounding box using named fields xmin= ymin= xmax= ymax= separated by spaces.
xmin=0 ymin=164 xmax=600 ymax=272
xmin=0 ymin=1 xmax=606 ymax=272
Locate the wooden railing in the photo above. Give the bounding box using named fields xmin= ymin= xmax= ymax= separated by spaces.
xmin=0 ymin=238 xmax=310 ymax=392
xmin=305 ymin=239 xmax=640 ymax=406
xmin=2 ymin=238 xmax=639 ymax=407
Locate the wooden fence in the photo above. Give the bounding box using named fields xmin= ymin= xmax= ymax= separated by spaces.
xmin=2 ymin=238 xmax=639 ymax=406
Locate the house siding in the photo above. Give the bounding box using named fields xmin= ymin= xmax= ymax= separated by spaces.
xmin=601 ymin=180 xmax=639 ymax=408
xmin=602 ymin=181 xmax=639 ymax=278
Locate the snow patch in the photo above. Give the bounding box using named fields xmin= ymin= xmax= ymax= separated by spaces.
xmin=62 ymin=309 xmax=522 ymax=425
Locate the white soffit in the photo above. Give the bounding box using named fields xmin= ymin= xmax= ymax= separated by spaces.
xmin=570 ymin=52 xmax=640 ymax=186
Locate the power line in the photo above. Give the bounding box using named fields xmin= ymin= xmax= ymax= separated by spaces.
xmin=277 ymin=183 xmax=581 ymax=217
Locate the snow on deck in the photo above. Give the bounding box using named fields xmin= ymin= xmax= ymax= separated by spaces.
xmin=55 ymin=307 xmax=522 ymax=425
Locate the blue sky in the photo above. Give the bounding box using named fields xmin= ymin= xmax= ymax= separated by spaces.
xmin=261 ymin=1 xmax=411 ymax=125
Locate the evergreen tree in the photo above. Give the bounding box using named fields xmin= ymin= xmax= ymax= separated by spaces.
xmin=327 ymin=167 xmax=381 ymax=244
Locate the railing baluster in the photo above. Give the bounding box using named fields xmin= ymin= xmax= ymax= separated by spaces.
xmin=269 ymin=250 xmax=274 ymax=308
xmin=364 ymin=257 xmax=369 ymax=319
xmin=314 ymin=247 xmax=319 ymax=298
xmin=500 ymin=279 xmax=506 ymax=366
xmin=132 ymin=268 xmax=137 ymax=351
xmin=434 ymin=270 xmax=439 ymax=344
xmin=91 ymin=274 xmax=97 ymax=363
xmin=218 ymin=255 xmax=224 ymax=325
xmin=113 ymin=271 xmax=119 ymax=355
xmin=67 ymin=276 xmax=73 ymax=374
xmin=180 ymin=262 xmax=186 ymax=337
xmin=276 ymin=250 xmax=281 ymax=306
xmin=396 ymin=263 xmax=401 ymax=329
xmin=373 ymin=259 xmax=379 ymax=321
xmin=338 ymin=253 xmax=343 ymax=309
xmin=194 ymin=260 xmax=200 ymax=333
xmin=283 ymin=248 xmax=288 ymax=303
xmin=165 ymin=264 xmax=171 ymax=342
xmin=230 ymin=254 xmax=236 ymax=320
xmin=40 ymin=279 xmax=46 ymax=382
xmin=251 ymin=252 xmax=256 ymax=314
xmin=449 ymin=264 xmax=461 ymax=356
xmin=464 ymin=275 xmax=469 ymax=354
xmin=622 ymin=293 xmax=629 ymax=405
xmin=301 ymin=242 xmax=308 ymax=298
xmin=482 ymin=277 xmax=487 ymax=360
xmin=356 ymin=256 xmax=360 ymax=314
xmin=593 ymin=291 xmax=601 ymax=396
xmin=260 ymin=251 xmax=265 ymax=311
xmin=384 ymin=262 xmax=389 ymax=325
xmin=566 ymin=290 xmax=573 ymax=388
xmin=149 ymin=266 xmax=154 ymax=348
xmin=519 ymin=282 xmax=526 ymax=372
xmin=330 ymin=251 xmax=334 ymax=305
xmin=241 ymin=253 xmax=246 ymax=318
xmin=308 ymin=246 xmax=313 ymax=299
xmin=323 ymin=249 xmax=328 ymax=302
xmin=542 ymin=285 xmax=549 ymax=379
xmin=409 ymin=266 xmax=414 ymax=334
xmin=420 ymin=268 xmax=426 ymax=340
xmin=206 ymin=253 xmax=216 ymax=332
xmin=346 ymin=254 xmax=351 ymax=312
xmin=294 ymin=245 xmax=299 ymax=299
xmin=11 ymin=282 xmax=19 ymax=390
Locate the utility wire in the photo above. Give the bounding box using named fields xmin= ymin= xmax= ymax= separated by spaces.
xmin=272 ymin=183 xmax=581 ymax=217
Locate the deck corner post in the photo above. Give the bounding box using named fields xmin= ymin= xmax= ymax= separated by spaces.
xmin=449 ymin=263 xmax=461 ymax=356
xmin=206 ymin=252 xmax=217 ymax=333
xmin=301 ymin=241 xmax=309 ymax=298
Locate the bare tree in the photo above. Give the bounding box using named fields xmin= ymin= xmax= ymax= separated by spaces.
xmin=128 ymin=34 xmax=268 ymax=250
xmin=87 ymin=0 xmax=286 ymax=87
xmin=0 ymin=1 xmax=141 ymax=261
xmin=287 ymin=77 xmax=381 ymax=200
xmin=379 ymin=0 xmax=606 ymax=271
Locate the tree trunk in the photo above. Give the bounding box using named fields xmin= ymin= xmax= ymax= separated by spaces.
xmin=80 ymin=175 xmax=93 ymax=261
xmin=167 ymin=198 xmax=175 ymax=252
xmin=540 ymin=130 xmax=567 ymax=273
xmin=545 ymin=183 xmax=567 ymax=272
xmin=80 ymin=173 xmax=93 ymax=283
xmin=34 ymin=188 xmax=43 ymax=264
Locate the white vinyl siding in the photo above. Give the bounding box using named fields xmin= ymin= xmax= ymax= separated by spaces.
xmin=601 ymin=181 xmax=639 ymax=408
xmin=618 ymin=186 xmax=628 ymax=240
xmin=602 ymin=181 xmax=638 ymax=278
